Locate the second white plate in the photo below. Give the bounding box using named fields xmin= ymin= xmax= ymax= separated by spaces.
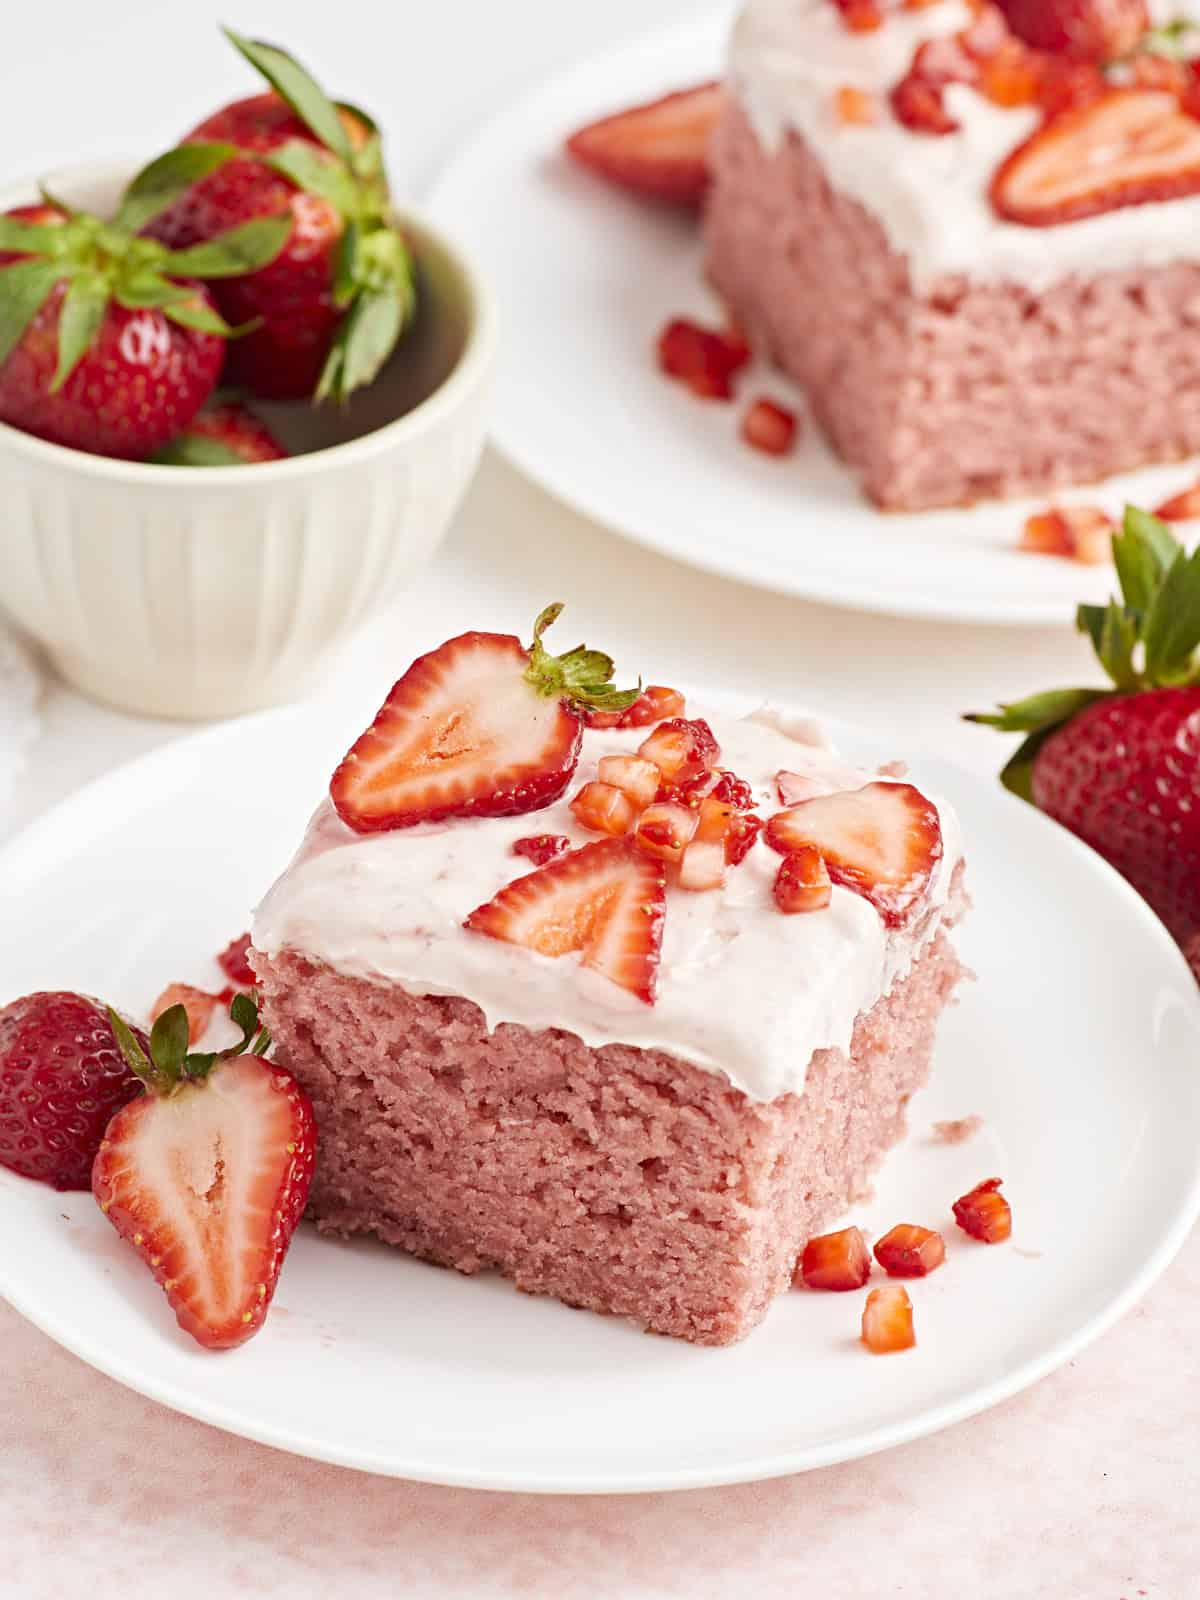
xmin=426 ymin=9 xmax=1197 ymax=625
xmin=1 ymin=694 xmax=1199 ymax=1490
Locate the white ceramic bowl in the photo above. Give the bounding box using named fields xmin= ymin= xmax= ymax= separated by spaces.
xmin=0 ymin=163 xmax=496 ymax=719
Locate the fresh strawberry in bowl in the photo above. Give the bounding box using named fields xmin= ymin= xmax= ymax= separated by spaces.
xmin=969 ymin=505 xmax=1200 ymax=978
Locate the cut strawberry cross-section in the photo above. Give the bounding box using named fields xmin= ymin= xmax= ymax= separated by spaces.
xmin=991 ymin=88 xmax=1200 ymax=227
xmin=765 ymin=782 xmax=943 ymax=928
xmin=330 ymin=605 xmax=639 ymax=832
xmin=565 ymin=82 xmax=725 ymax=207
xmin=464 ymin=839 xmax=667 ymax=1004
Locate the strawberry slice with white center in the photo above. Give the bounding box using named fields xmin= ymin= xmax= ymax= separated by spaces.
xmin=330 ymin=605 xmax=639 ymax=832
xmin=93 ymin=994 xmax=315 ymax=1351
xmin=565 ymin=82 xmax=725 ymax=207
xmin=464 ymin=839 xmax=666 ymax=1004
xmin=765 ymin=782 xmax=943 ymax=928
xmin=991 ymin=88 xmax=1200 ymax=227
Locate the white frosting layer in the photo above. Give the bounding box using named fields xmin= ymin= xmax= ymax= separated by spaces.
xmin=252 ymin=709 xmax=964 ymax=1104
xmin=729 ymin=0 xmax=1200 ymax=290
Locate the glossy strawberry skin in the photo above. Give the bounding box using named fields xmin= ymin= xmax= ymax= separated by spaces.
xmin=1031 ymin=688 xmax=1200 ymax=955
xmin=995 ymin=0 xmax=1149 ymax=62
xmin=175 ymin=403 xmax=288 ymax=463
xmin=0 ymin=206 xmax=224 ymax=459
xmin=0 ymin=993 xmax=146 ymax=1190
xmin=146 ymin=94 xmax=347 ymax=400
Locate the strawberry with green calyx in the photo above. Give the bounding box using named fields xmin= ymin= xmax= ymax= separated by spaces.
xmin=0 ymin=193 xmax=289 ymax=459
xmin=141 ymin=27 xmax=416 ymax=404
xmin=968 ymin=505 xmax=1200 ymax=973
xmin=331 ymin=604 xmax=641 ymax=833
xmin=95 ymin=992 xmax=317 ymax=1350
xmin=151 ymin=401 xmax=287 ymax=465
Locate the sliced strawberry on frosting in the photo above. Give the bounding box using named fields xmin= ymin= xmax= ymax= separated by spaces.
xmin=765 ymin=782 xmax=943 ymax=928
xmin=991 ymin=88 xmax=1200 ymax=227
xmin=995 ymin=0 xmax=1149 ymax=63
xmin=464 ymin=839 xmax=667 ymax=1004
xmin=565 ymin=82 xmax=725 ymax=207
xmin=330 ymin=606 xmax=638 ymax=832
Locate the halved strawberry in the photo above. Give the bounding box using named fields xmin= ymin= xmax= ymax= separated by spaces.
xmin=774 ymin=847 xmax=833 ymax=914
xmin=565 ymin=82 xmax=724 ymax=207
xmin=94 ymin=995 xmax=314 ymax=1350
xmin=1154 ymin=481 xmax=1200 ymax=522
xmin=953 ymin=1177 xmax=1013 ymax=1242
xmin=330 ymin=606 xmax=638 ymax=832
xmin=991 ymin=88 xmax=1200 ymax=226
xmin=873 ymin=1223 xmax=946 ymax=1278
xmin=765 ymin=782 xmax=943 ymax=928
xmin=796 ymin=1225 xmax=872 ymax=1291
xmin=150 ymin=983 xmax=222 ymax=1046
xmin=861 ymin=1285 xmax=916 ymax=1353
xmin=464 ymin=839 xmax=666 ymax=1003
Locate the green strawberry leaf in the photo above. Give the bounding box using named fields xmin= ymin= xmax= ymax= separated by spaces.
xmin=265 ymin=139 xmax=358 ymax=216
xmin=1143 ymin=542 xmax=1200 ymax=683
xmin=223 ymin=27 xmax=354 ymax=165
xmin=998 ymin=728 xmax=1057 ymax=804
xmin=159 ymin=213 xmax=292 ymax=279
xmin=315 ymin=282 xmax=405 ymax=401
xmin=0 ymin=217 xmax=70 ymax=255
xmin=347 ymin=113 xmax=384 ymax=184
xmin=1113 ymin=505 xmax=1181 ymax=618
xmin=151 ymin=433 xmax=249 ymax=466
xmin=162 ymin=296 xmax=244 ymax=337
xmin=107 ymin=1006 xmax=156 ymax=1082
xmin=116 ymin=142 xmax=238 ymax=233
xmin=50 ymin=271 xmax=108 ymax=391
xmin=965 ymin=686 xmax=1109 ymax=734
xmin=149 ymin=1003 xmax=191 ymax=1079
xmin=112 ymin=271 xmax=192 ymax=310
xmin=330 ymin=218 xmax=360 ymax=309
xmin=0 ymin=257 xmax=63 ymax=366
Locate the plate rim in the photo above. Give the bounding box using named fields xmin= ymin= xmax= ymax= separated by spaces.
xmin=424 ymin=7 xmax=1169 ymax=629
xmin=2 ymin=697 xmax=1199 ymax=1492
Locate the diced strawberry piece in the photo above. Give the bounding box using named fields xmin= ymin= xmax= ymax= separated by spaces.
xmin=995 ymin=0 xmax=1149 ymax=63
xmin=565 ymin=82 xmax=724 ymax=207
xmin=638 ymin=717 xmax=720 ymax=784
xmin=93 ymin=1027 xmax=315 ymax=1350
xmin=710 ymin=770 xmax=755 ymax=809
xmin=978 ymin=42 xmax=1043 ymax=105
xmin=891 ymin=72 xmax=959 ymax=134
xmin=796 ymin=1225 xmax=872 ymax=1291
xmin=678 ymin=837 xmax=729 ymax=892
xmin=861 ymin=1285 xmax=916 ymax=1353
xmin=952 ymin=1177 xmax=1013 ymax=1243
xmin=1020 ymin=505 xmax=1113 ymax=563
xmin=150 ymin=984 xmax=221 ymax=1046
xmin=216 ymin=931 xmax=256 ymax=988
xmin=774 ymin=847 xmax=833 ymax=914
xmin=992 ymin=89 xmax=1200 ymax=227
xmin=765 ymin=782 xmax=943 ymax=928
xmin=741 ymin=398 xmax=798 ymax=457
xmin=833 ymin=85 xmax=879 ymax=125
xmin=1020 ymin=510 xmax=1072 ymax=557
xmin=512 ymin=833 xmax=571 ymax=866
xmin=832 ymin=0 xmax=884 ymax=31
xmin=726 ymin=811 xmax=764 ymax=866
xmin=776 ymin=771 xmax=833 ymax=806
xmin=657 ymin=319 xmax=750 ymax=402
xmin=595 ymin=754 xmax=661 ymax=809
xmin=329 ymin=611 xmax=628 ymax=832
xmin=604 ymin=684 xmax=687 ymax=728
xmin=571 ymin=780 xmax=639 ymax=837
xmin=695 ymin=793 xmax=737 ymax=843
xmin=874 ymin=1222 xmax=947 ymax=1278
xmin=465 ymin=839 xmax=667 ymax=1003
xmin=1154 ymin=482 xmax=1200 ymax=522
xmin=635 ymin=801 xmax=698 ymax=865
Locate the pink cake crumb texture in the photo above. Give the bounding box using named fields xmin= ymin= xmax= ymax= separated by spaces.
xmin=704 ymin=101 xmax=1200 ymax=512
xmin=253 ymin=921 xmax=966 ymax=1346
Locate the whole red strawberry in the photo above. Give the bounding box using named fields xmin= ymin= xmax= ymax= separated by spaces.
xmin=0 ymin=192 xmax=288 ymax=459
xmin=996 ymin=0 xmax=1149 ymax=61
xmin=0 ymin=992 xmax=147 ymax=1190
xmin=143 ymin=29 xmax=416 ymax=402
xmin=970 ymin=506 xmax=1200 ymax=976
xmin=152 ymin=401 xmax=287 ymax=465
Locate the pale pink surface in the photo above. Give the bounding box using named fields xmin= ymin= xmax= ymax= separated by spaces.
xmin=705 ymin=102 xmax=1200 ymax=512
xmin=2 ymin=1255 xmax=1197 ymax=1599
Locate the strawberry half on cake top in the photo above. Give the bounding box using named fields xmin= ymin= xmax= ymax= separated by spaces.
xmin=704 ymin=0 xmax=1200 ymax=510
xmin=250 ymin=608 xmax=968 ymax=1345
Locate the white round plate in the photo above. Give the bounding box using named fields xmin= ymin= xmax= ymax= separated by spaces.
xmin=1 ymin=696 xmax=1199 ymax=1492
xmin=425 ymin=10 xmax=1198 ymax=625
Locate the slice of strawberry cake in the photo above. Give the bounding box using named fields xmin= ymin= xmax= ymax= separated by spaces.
xmin=705 ymin=0 xmax=1200 ymax=509
xmin=251 ymin=609 xmax=967 ymax=1345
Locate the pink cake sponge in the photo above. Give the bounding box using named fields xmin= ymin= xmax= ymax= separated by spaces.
xmin=253 ymin=909 xmax=966 ymax=1346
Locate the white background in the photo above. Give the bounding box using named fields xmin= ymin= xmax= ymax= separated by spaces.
xmin=1 ymin=5 xmax=1179 ymax=1599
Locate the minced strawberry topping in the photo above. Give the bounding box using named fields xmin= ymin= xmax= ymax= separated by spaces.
xmin=952 ymin=1177 xmax=1013 ymax=1242
xmin=512 ymin=834 xmax=572 ymax=866
xmin=657 ymin=318 xmax=751 ymax=401
xmin=797 ymin=1225 xmax=873 ymax=1290
xmin=1020 ymin=505 xmax=1114 ymax=564
xmin=873 ymin=1222 xmax=947 ymax=1277
xmin=861 ymin=1285 xmax=916 ymax=1353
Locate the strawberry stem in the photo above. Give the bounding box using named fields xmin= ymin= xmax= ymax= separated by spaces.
xmin=107 ymin=992 xmax=271 ymax=1098
xmin=524 ymin=604 xmax=641 ymax=715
